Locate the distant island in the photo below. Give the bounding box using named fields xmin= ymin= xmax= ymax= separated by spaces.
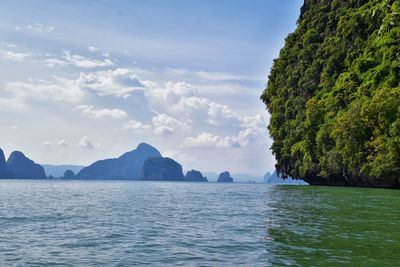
xmin=217 ymin=171 xmax=233 ymax=183
xmin=261 ymin=0 xmax=400 ymax=188
xmin=0 ymin=149 xmax=46 ymax=179
xmin=0 ymin=142 xmax=312 ymax=185
xmin=76 ymin=143 xmax=161 ymax=180
xmin=0 ymin=143 xmax=244 ymax=183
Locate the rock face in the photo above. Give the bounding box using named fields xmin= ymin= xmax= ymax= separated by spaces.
xmin=63 ymin=170 xmax=75 ymax=179
xmin=76 ymin=143 xmax=161 ymax=180
xmin=185 ymin=170 xmax=208 ymax=182
xmin=261 ymin=0 xmax=400 ymax=187
xmin=217 ymin=171 xmax=233 ymax=183
xmin=7 ymin=151 xmax=47 ymax=179
xmin=262 ymin=172 xmax=271 ymax=183
xmin=141 ymin=157 xmax=185 ymax=181
xmin=264 ymin=170 xmax=307 ymax=185
xmin=0 ymin=148 xmax=13 ymax=179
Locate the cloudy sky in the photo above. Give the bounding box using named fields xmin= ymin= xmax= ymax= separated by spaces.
xmin=0 ymin=0 xmax=302 ymax=176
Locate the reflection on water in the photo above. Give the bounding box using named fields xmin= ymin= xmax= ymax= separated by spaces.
xmin=0 ymin=180 xmax=399 ymax=266
xmin=266 ymin=186 xmax=400 ymax=266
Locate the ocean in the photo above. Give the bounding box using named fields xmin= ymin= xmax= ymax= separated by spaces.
xmin=0 ymin=180 xmax=399 ymax=266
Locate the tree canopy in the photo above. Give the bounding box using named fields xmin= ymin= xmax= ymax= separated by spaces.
xmin=261 ymin=0 xmax=400 ymax=187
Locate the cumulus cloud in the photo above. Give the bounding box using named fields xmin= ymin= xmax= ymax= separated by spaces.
xmin=77 ymin=136 xmax=94 ymax=149
xmin=152 ymin=113 xmax=189 ymax=136
xmin=77 ymin=68 xmax=144 ymax=97
xmin=77 ymin=105 xmax=128 ymax=119
xmin=171 ymin=95 xmax=262 ymax=129
xmin=3 ymin=68 xmax=146 ymax=106
xmin=5 ymin=77 xmax=86 ymax=103
xmin=144 ymin=81 xmax=197 ymax=110
xmin=183 ymin=127 xmax=260 ymax=149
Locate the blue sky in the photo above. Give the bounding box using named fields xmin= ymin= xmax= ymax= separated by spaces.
xmin=0 ymin=0 xmax=303 ymax=175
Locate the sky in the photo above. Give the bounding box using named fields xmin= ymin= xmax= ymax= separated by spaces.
xmin=0 ymin=0 xmax=303 ymax=176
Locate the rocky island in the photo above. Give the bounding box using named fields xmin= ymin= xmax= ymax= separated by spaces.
xmin=185 ymin=170 xmax=208 ymax=182
xmin=141 ymin=157 xmax=185 ymax=181
xmin=75 ymin=143 xmax=161 ymax=180
xmin=261 ymin=0 xmax=400 ymax=188
xmin=217 ymin=171 xmax=233 ymax=183
xmin=6 ymin=151 xmax=47 ymax=179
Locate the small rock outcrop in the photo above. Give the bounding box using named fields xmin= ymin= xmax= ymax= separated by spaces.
xmin=63 ymin=170 xmax=75 ymax=179
xmin=185 ymin=170 xmax=208 ymax=182
xmin=0 ymin=148 xmax=13 ymax=179
xmin=217 ymin=171 xmax=233 ymax=183
xmin=141 ymin=157 xmax=185 ymax=181
xmin=7 ymin=151 xmax=47 ymax=179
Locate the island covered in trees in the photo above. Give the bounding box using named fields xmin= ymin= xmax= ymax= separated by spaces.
xmin=261 ymin=0 xmax=400 ymax=187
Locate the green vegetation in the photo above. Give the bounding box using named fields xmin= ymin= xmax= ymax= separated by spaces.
xmin=261 ymin=0 xmax=400 ymax=187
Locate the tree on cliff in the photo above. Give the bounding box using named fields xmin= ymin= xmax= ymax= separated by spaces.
xmin=261 ymin=0 xmax=400 ymax=187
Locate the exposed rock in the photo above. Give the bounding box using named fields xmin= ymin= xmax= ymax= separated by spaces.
xmin=217 ymin=171 xmax=233 ymax=183
xmin=7 ymin=151 xmax=47 ymax=179
xmin=63 ymin=170 xmax=75 ymax=179
xmin=262 ymin=172 xmax=271 ymax=183
xmin=141 ymin=157 xmax=185 ymax=181
xmin=76 ymin=143 xmax=161 ymax=180
xmin=264 ymin=170 xmax=307 ymax=185
xmin=185 ymin=170 xmax=208 ymax=182
xmin=0 ymin=148 xmax=13 ymax=179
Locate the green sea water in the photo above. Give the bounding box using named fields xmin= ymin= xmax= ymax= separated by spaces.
xmin=0 ymin=180 xmax=399 ymax=266
xmin=267 ymin=186 xmax=400 ymax=266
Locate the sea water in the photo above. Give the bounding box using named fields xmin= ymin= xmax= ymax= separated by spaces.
xmin=0 ymin=180 xmax=399 ymax=266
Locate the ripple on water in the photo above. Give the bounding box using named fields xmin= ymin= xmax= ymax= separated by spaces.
xmin=0 ymin=181 xmax=399 ymax=266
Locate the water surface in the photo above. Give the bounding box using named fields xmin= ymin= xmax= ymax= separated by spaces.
xmin=0 ymin=180 xmax=399 ymax=266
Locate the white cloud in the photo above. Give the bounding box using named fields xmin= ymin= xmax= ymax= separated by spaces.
xmin=63 ymin=50 xmax=114 ymax=68
xmin=152 ymin=113 xmax=189 ymax=136
xmin=57 ymin=139 xmax=69 ymax=147
xmin=164 ymin=67 xmax=263 ymax=82
xmin=27 ymin=23 xmax=55 ymax=33
xmin=144 ymin=81 xmax=197 ymax=112
xmin=41 ymin=139 xmax=69 ymax=147
xmin=0 ymin=50 xmax=31 ymax=61
xmin=78 ymin=136 xmax=94 ymax=149
xmin=182 ymin=127 xmax=260 ymax=149
xmin=5 ymin=77 xmax=86 ymax=103
xmin=45 ymin=50 xmax=114 ymax=69
xmin=77 ymin=68 xmax=144 ymax=97
xmin=41 ymin=140 xmax=54 ymax=147
xmin=122 ymin=119 xmax=151 ymax=131
xmin=45 ymin=58 xmax=68 ymax=68
xmin=77 ymin=105 xmax=128 ymax=119
xmin=1 ymin=42 xmax=19 ymax=48
xmin=88 ymin=46 xmax=100 ymax=53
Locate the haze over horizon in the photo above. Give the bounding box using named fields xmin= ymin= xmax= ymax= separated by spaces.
xmin=0 ymin=0 xmax=303 ymax=176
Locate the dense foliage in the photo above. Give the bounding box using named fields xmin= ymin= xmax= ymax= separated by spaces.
xmin=261 ymin=0 xmax=400 ymax=187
